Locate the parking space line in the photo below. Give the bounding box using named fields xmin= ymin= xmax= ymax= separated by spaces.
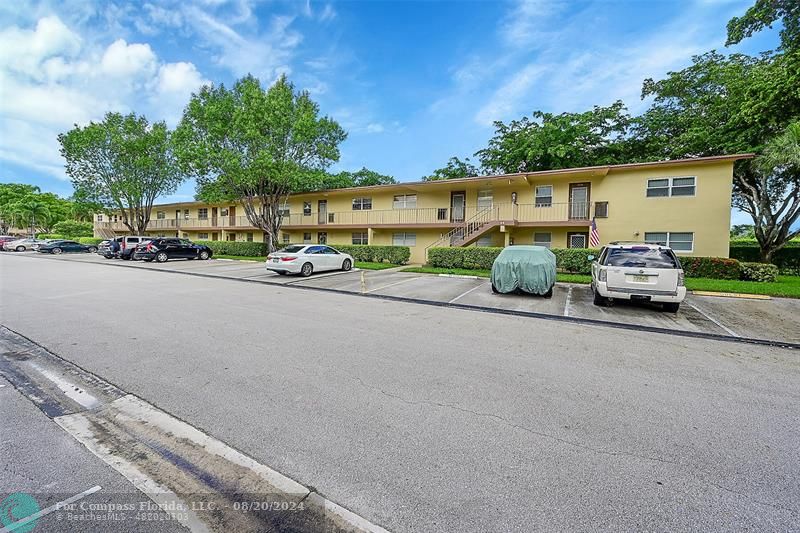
xmin=365 ymin=276 xmax=423 ymax=293
xmin=448 ymin=282 xmax=488 ymax=304
xmin=563 ymin=286 xmax=573 ymax=317
xmin=688 ymin=302 xmax=739 ymax=337
xmin=0 ymin=485 xmax=101 ymax=533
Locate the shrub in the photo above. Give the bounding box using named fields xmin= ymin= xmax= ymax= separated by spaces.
xmin=679 ymin=256 xmax=741 ymax=279
xmin=77 ymin=237 xmax=104 ymax=245
xmin=328 ymin=244 xmax=411 ymax=264
xmin=729 ymin=243 xmax=800 ymax=275
xmin=52 ymin=220 xmax=93 ymax=238
xmin=427 ymin=246 xmax=599 ymax=273
xmin=740 ymin=262 xmax=779 ymax=282
xmin=37 ymin=233 xmax=65 ymax=240
xmin=195 ymin=240 xmax=269 ymax=257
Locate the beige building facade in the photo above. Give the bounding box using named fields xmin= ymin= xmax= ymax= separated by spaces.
xmin=94 ymin=154 xmax=751 ymax=263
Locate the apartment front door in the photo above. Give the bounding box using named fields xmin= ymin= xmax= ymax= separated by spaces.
xmin=451 ymin=191 xmax=466 ymax=223
xmin=569 ymin=183 xmax=590 ymax=219
xmin=318 ymin=200 xmax=327 ymax=225
xmin=175 ymin=210 xmax=181 ymax=228
xmin=211 ymin=207 xmax=218 ymax=227
xmin=229 ymin=206 xmax=236 ymax=226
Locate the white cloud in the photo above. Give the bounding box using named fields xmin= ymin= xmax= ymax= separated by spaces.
xmin=474 ymin=63 xmax=545 ymax=126
xmin=101 ymin=39 xmax=158 ymax=79
xmin=500 ymin=0 xmax=566 ymax=48
xmin=155 ymin=61 xmax=206 ymax=94
xmin=0 ymin=15 xmax=82 ymax=78
xmin=365 ymin=123 xmax=384 ymax=134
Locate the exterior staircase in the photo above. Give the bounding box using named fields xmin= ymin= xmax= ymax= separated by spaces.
xmin=425 ymin=206 xmax=501 ymax=255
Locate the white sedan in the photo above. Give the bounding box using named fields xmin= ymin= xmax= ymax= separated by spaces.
xmin=266 ymin=244 xmax=354 ymax=276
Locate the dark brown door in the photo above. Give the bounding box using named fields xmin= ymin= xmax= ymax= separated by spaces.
xmin=229 ymin=206 xmax=236 ymax=226
xmin=569 ymin=183 xmax=590 ymax=219
xmin=450 ymin=191 xmax=466 ymax=222
xmin=211 ymin=207 xmax=218 ymax=226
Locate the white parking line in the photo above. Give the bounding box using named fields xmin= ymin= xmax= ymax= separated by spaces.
xmin=563 ymin=286 xmax=573 ymax=317
xmin=0 ymin=486 xmax=101 ymax=533
xmin=365 ymin=276 xmax=422 ymax=293
xmin=688 ymin=302 xmax=739 ymax=337
xmin=448 ymin=282 xmax=487 ymax=303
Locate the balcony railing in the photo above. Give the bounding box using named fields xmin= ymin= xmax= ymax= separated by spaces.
xmin=96 ymin=202 xmax=598 ymax=234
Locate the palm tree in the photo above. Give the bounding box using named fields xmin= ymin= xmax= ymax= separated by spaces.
xmin=11 ymin=198 xmax=51 ymax=236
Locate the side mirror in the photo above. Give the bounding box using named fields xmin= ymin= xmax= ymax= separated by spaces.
xmin=587 ymin=254 xmax=595 ymax=261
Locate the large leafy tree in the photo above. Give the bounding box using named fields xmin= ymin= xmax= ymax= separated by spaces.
xmin=322 ymin=167 xmax=396 ymax=189
xmin=59 ymin=112 xmax=183 ymax=235
xmin=174 ymin=75 xmax=346 ymax=251
xmin=475 ymin=101 xmax=633 ymax=174
xmin=11 ymin=198 xmax=51 ymax=235
xmin=726 ymin=0 xmax=799 ymax=51
xmin=0 ymin=183 xmax=39 ymax=233
xmin=422 ymin=157 xmax=482 ymax=181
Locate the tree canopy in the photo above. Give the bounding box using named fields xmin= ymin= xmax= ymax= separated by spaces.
xmin=59 ymin=112 xmax=182 ymax=234
xmin=322 ymin=167 xmax=396 ymax=189
xmin=422 ymin=157 xmax=482 ymax=181
xmin=0 ymin=183 xmax=77 ymax=234
xmin=174 ymin=75 xmax=346 ymax=251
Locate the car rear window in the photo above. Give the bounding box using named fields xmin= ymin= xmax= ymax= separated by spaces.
xmin=604 ymin=247 xmax=678 ymax=268
xmin=280 ymin=245 xmax=306 ymax=253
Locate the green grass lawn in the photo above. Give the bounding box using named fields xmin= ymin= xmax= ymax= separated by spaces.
xmin=402 ymin=266 xmax=800 ymax=298
xmin=215 ymin=255 xmax=398 ymax=271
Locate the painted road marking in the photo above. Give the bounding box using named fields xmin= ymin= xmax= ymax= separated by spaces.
xmin=365 ymin=276 xmax=423 ymax=293
xmin=30 ymin=363 xmax=100 ymax=409
xmin=449 ymin=282 xmax=488 ymax=304
xmin=688 ymin=302 xmax=739 ymax=337
xmin=563 ymin=286 xmax=573 ymax=317
xmin=0 ymin=486 xmax=101 ymax=533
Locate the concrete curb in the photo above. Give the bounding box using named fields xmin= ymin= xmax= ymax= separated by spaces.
xmin=692 ymin=290 xmax=772 ymax=300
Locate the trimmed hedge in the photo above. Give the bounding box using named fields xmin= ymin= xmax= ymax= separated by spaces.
xmin=740 ymin=262 xmax=779 ymax=282
xmin=195 ymin=240 xmax=269 ymax=257
xmin=729 ymin=243 xmax=800 ymax=275
xmin=37 ymin=233 xmax=65 ymax=239
xmin=678 ymin=256 xmax=741 ymax=280
xmin=328 ymin=244 xmax=410 ymax=264
xmin=78 ymin=237 xmax=104 ymax=245
xmin=427 ymin=246 xmax=600 ymax=273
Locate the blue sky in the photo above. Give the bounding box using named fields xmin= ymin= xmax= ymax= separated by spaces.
xmin=0 ymin=0 xmax=780 ymax=224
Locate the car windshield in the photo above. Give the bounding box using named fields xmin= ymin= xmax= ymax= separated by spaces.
xmin=605 ymin=247 xmax=678 ymax=268
xmin=280 ymin=245 xmax=306 ymax=253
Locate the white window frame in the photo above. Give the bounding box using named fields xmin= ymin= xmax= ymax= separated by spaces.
xmin=198 ymin=208 xmax=208 ymax=220
xmin=352 ymin=197 xmax=373 ymax=210
xmin=568 ymin=233 xmax=587 ymax=248
xmin=647 ymin=176 xmax=696 ymax=198
xmin=303 ymin=202 xmax=312 ymax=216
xmin=392 ymin=232 xmax=416 ymax=246
xmin=157 ymin=211 xmax=165 ymax=219
xmin=477 ymin=189 xmax=493 ymax=209
xmin=645 ymin=231 xmax=694 ymax=253
xmin=352 ymin=232 xmax=368 ymax=245
xmin=303 ymin=232 xmax=312 ymax=244
xmin=393 ymin=194 xmax=417 ymax=209
xmin=198 ymin=233 xmax=209 ymax=240
xmin=97 ymin=214 xmax=103 ymax=222
xmin=184 ymin=209 xmax=190 ymax=220
xmin=278 ymin=203 xmax=290 ymax=217
xmin=535 ymin=185 xmax=553 ymax=207
xmin=282 ymin=233 xmax=290 ymax=244
xmin=533 ymin=232 xmax=552 ymax=248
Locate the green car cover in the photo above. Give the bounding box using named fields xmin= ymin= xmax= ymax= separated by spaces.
xmin=490 ymin=245 xmax=557 ymax=295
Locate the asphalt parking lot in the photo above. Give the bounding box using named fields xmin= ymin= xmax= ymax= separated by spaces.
xmin=7 ymin=251 xmax=799 ymax=344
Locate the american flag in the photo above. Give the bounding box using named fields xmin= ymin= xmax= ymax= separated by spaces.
xmin=589 ymin=218 xmax=600 ymax=247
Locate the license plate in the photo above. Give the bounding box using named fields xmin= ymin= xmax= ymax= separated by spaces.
xmin=272 ymin=258 xmax=280 ymax=263
xmin=631 ymin=275 xmax=650 ymax=282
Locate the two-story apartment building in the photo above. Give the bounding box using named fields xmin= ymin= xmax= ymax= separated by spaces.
xmin=94 ymin=154 xmax=752 ymax=263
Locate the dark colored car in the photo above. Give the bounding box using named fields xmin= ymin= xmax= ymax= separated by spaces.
xmin=37 ymin=240 xmax=98 ymax=254
xmin=133 ymin=238 xmax=213 ymax=263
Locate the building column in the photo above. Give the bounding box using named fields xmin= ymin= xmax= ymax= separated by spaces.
xmin=367 ymin=227 xmax=375 ymax=245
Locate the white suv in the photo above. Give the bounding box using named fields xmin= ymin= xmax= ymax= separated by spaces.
xmin=591 ymin=242 xmax=686 ymax=312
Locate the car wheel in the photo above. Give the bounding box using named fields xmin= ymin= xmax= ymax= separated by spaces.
xmin=15 ymin=246 xmax=24 ymax=252
xmin=491 ymin=284 xmax=500 ymax=294
xmin=300 ymin=262 xmax=313 ymax=277
xmin=341 ymin=258 xmax=352 ymax=271
xmin=543 ymin=287 xmax=553 ymax=298
xmin=663 ymin=302 xmax=680 ymax=313
xmin=593 ymin=290 xmax=608 ymax=307
xmin=52 ymin=247 xmax=62 ymax=254
xmin=155 ymin=252 xmax=168 ymax=263
xmin=88 ymin=246 xmax=97 ymax=253
xmin=199 ymin=250 xmax=210 ymax=260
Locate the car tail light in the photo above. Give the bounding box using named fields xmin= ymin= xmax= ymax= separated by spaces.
xmin=598 ymin=269 xmax=607 ymax=282
xmin=678 ymin=271 xmax=685 ymax=287
xmin=145 ymin=243 xmax=155 ymax=252
xmin=280 ymin=256 xmax=297 ymax=262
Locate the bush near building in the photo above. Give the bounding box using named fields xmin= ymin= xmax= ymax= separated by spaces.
xmin=739 ymin=262 xmax=780 ymax=282
xmin=427 ymin=247 xmax=601 ymax=274
xmin=729 ymin=241 xmax=800 ymax=275
xmin=679 ymin=257 xmax=742 ymax=280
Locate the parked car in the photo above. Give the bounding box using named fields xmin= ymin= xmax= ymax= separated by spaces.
xmin=37 ymin=240 xmax=98 ymax=254
xmin=590 ymin=242 xmax=686 ymax=312
xmin=99 ymin=236 xmax=154 ymax=260
xmin=0 ymin=236 xmax=19 ymax=250
xmin=133 ymin=238 xmax=213 ymax=262
xmin=490 ymin=245 xmax=557 ymax=297
xmin=5 ymin=238 xmax=47 ymax=252
xmin=266 ymin=244 xmax=354 ymax=276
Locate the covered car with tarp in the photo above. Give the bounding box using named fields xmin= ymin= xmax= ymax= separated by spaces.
xmin=490 ymin=245 xmax=557 ymax=297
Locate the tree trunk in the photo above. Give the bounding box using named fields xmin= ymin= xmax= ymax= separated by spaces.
xmin=760 ymin=247 xmax=775 ymax=264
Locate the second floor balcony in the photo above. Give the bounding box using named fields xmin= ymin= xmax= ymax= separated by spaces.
xmin=96 ymin=201 xmax=603 ymax=233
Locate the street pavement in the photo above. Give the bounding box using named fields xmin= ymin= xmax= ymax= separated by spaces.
xmin=1 ymin=254 xmax=799 ymax=532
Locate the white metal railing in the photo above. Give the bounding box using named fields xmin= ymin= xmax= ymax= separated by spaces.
xmin=425 ymin=206 xmax=500 ymax=252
